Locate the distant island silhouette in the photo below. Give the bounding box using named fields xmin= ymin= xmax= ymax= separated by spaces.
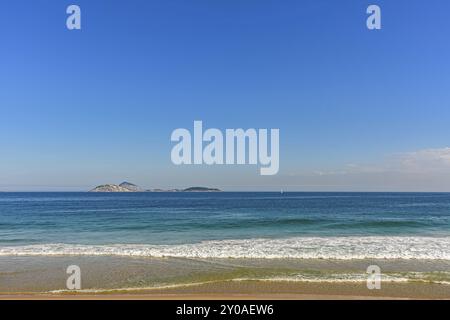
xmin=90 ymin=182 xmax=221 ymax=192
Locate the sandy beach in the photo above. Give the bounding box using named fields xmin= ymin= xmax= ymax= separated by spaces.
xmin=1 ymin=255 xmax=449 ymax=300
xmin=1 ymin=280 xmax=449 ymax=300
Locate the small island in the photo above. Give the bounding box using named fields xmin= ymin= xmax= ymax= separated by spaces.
xmin=90 ymin=182 xmax=222 ymax=192
xmin=182 ymin=187 xmax=221 ymax=192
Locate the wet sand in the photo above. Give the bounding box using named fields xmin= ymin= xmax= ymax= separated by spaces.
xmin=1 ymin=280 xmax=449 ymax=300
xmin=1 ymin=256 xmax=449 ymax=299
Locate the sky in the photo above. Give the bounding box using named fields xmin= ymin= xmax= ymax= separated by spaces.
xmin=1 ymin=0 xmax=450 ymax=191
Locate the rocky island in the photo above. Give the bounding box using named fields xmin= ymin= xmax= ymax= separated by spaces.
xmin=89 ymin=182 xmax=222 ymax=192
xmin=90 ymin=182 xmax=142 ymax=192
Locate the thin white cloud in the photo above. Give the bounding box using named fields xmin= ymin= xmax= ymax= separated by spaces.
xmin=393 ymin=147 xmax=450 ymax=173
xmin=282 ymin=147 xmax=450 ymax=191
xmin=309 ymin=147 xmax=450 ymax=176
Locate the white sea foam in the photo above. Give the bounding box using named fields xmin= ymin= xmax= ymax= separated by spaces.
xmin=234 ymin=274 xmax=450 ymax=285
xmin=0 ymin=236 xmax=449 ymax=260
xmin=48 ymin=277 xmax=450 ymax=294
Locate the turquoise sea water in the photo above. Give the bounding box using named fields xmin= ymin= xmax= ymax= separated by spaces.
xmin=0 ymin=192 xmax=449 ymax=260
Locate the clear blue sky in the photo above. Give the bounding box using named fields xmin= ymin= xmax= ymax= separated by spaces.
xmin=1 ymin=0 xmax=450 ymax=191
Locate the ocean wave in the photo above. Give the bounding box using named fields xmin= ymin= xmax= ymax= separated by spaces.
xmin=235 ymin=273 xmax=450 ymax=285
xmin=48 ymin=272 xmax=450 ymax=294
xmin=0 ymin=236 xmax=449 ymax=260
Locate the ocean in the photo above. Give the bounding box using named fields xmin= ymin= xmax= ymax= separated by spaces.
xmin=1 ymin=192 xmax=450 ymax=294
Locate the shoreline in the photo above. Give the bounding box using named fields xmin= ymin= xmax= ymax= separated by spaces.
xmin=1 ymin=280 xmax=449 ymax=300
xmin=1 ymin=255 xmax=449 ymax=299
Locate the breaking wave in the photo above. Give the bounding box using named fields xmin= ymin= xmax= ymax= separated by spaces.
xmin=0 ymin=236 xmax=449 ymax=260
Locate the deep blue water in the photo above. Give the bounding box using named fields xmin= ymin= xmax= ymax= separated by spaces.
xmin=0 ymin=192 xmax=449 ymax=246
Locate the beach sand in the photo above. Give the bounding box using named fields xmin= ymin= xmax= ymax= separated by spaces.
xmin=1 ymin=256 xmax=449 ymax=300
xmin=1 ymin=280 xmax=449 ymax=300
